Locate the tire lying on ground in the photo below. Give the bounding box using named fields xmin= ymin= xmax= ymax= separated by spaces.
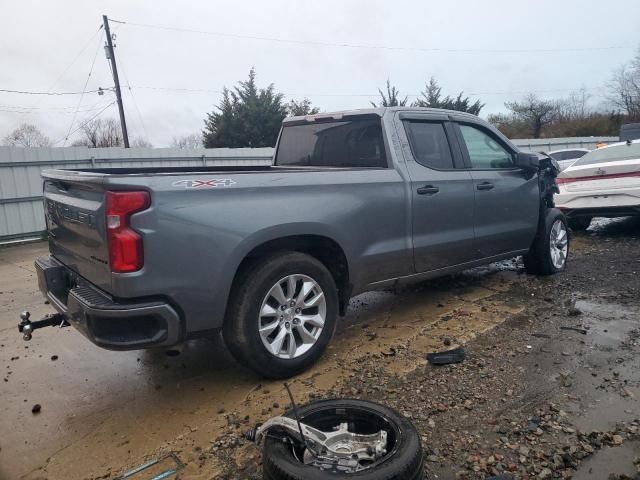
xmin=262 ymin=399 xmax=424 ymax=480
xmin=524 ymin=208 xmax=569 ymax=275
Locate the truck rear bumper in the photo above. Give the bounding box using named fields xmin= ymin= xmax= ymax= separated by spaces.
xmin=36 ymin=255 xmax=182 ymax=350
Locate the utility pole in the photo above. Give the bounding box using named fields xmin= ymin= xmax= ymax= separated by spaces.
xmin=102 ymin=15 xmax=129 ymax=148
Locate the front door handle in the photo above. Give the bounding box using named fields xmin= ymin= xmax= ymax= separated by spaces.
xmin=417 ymin=185 xmax=440 ymax=195
xmin=476 ymin=182 xmax=494 ymax=191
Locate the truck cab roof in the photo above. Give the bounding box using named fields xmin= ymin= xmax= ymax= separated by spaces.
xmin=283 ymin=107 xmax=481 ymax=125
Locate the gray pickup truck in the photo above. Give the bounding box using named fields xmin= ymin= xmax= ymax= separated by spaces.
xmin=23 ymin=107 xmax=567 ymax=378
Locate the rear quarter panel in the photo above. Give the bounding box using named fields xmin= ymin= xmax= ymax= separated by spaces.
xmin=104 ymin=168 xmax=410 ymax=332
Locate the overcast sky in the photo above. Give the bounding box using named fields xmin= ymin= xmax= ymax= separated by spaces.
xmin=1 ymin=0 xmax=639 ymax=146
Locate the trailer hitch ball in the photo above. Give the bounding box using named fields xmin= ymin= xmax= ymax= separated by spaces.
xmin=19 ymin=311 xmax=33 ymax=341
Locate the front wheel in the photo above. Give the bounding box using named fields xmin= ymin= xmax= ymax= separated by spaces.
xmin=524 ymin=209 xmax=569 ymax=275
xmin=223 ymin=252 xmax=338 ymax=378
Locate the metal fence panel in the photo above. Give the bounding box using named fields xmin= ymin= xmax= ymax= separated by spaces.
xmin=512 ymin=137 xmax=618 ymax=152
xmin=0 ymin=146 xmax=273 ymax=242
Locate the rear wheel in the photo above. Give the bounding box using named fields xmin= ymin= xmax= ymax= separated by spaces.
xmin=223 ymin=252 xmax=338 ymax=378
xmin=524 ymin=209 xmax=569 ymax=275
xmin=567 ymin=216 xmax=592 ymax=231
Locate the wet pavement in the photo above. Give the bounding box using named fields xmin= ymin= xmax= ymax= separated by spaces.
xmin=0 ymin=217 xmax=638 ymax=480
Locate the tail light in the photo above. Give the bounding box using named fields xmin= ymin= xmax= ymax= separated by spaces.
xmin=105 ymin=191 xmax=150 ymax=273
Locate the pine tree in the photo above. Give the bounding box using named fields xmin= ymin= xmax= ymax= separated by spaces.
xmin=413 ymin=77 xmax=484 ymax=115
xmin=287 ymin=98 xmax=320 ymax=116
xmin=203 ymin=68 xmax=288 ymax=148
xmin=371 ymin=80 xmax=408 ymax=107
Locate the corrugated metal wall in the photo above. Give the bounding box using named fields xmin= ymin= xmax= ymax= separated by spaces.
xmin=0 ymin=146 xmax=273 ymax=242
xmin=512 ymin=136 xmax=618 ymax=152
xmin=0 ymin=137 xmax=622 ymax=242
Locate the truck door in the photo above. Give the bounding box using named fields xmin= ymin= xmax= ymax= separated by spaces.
xmin=396 ymin=113 xmax=476 ymax=272
xmin=453 ymin=122 xmax=539 ymax=258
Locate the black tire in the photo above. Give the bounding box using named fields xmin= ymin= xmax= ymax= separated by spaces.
xmin=567 ymin=216 xmax=592 ymax=231
xmin=263 ymin=399 xmax=424 ymax=480
xmin=223 ymin=251 xmax=338 ymax=379
xmin=524 ymin=208 xmax=569 ymax=275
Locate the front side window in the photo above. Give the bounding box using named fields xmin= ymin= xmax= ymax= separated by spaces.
xmin=403 ymin=121 xmax=454 ymax=170
xmin=275 ymin=118 xmax=387 ymax=168
xmin=459 ymin=124 xmax=514 ymax=169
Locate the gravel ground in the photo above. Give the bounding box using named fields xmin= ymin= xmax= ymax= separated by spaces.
xmin=1 ymin=217 xmax=639 ymax=480
xmin=202 ymin=217 xmax=640 ymax=480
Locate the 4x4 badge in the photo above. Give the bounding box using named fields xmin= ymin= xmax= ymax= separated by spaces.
xmin=172 ymin=178 xmax=236 ymax=189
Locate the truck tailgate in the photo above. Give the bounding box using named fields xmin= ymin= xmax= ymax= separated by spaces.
xmin=44 ymin=176 xmax=112 ymax=292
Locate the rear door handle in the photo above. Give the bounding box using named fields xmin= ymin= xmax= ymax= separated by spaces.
xmin=417 ymin=185 xmax=440 ymax=195
xmin=476 ymin=182 xmax=494 ymax=191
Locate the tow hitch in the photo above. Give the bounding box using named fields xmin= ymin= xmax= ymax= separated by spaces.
xmin=18 ymin=311 xmax=69 ymax=341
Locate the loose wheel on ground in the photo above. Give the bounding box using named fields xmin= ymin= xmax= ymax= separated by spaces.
xmin=262 ymin=399 xmax=424 ymax=480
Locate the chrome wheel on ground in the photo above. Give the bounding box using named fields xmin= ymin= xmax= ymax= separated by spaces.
xmin=549 ymin=219 xmax=568 ymax=269
xmin=259 ymin=274 xmax=326 ymax=359
xmin=262 ymin=399 xmax=424 ymax=480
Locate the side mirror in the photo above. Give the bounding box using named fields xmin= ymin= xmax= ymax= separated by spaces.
xmin=514 ymin=152 xmax=540 ymax=171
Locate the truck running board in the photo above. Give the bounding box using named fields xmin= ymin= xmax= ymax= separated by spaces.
xmin=18 ymin=311 xmax=69 ymax=341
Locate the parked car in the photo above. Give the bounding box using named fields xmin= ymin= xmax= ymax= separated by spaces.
xmin=556 ymin=139 xmax=640 ymax=231
xmin=620 ymin=123 xmax=640 ymax=142
xmin=25 ymin=108 xmax=568 ymax=378
xmin=548 ymin=148 xmax=590 ymax=171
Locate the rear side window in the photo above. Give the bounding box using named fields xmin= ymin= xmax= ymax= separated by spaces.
xmin=403 ymin=121 xmax=454 ymax=169
xmin=572 ymin=142 xmax=640 ymax=166
xmin=459 ymin=124 xmax=514 ymax=169
xmin=275 ymin=118 xmax=387 ymax=168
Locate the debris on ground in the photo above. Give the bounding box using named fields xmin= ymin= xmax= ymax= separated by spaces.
xmin=427 ymin=347 xmax=465 ymax=365
xmin=115 ymin=453 xmax=183 ymax=480
xmin=560 ymin=326 xmax=588 ymax=335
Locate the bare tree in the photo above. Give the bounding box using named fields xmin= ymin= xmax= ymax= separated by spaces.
xmin=2 ymin=123 xmax=51 ymax=147
xmin=503 ymin=94 xmax=559 ymax=138
xmin=72 ymin=118 xmax=123 ymax=147
xmin=559 ymin=87 xmax=592 ymax=120
xmin=170 ymin=134 xmax=203 ymax=149
xmin=607 ymin=49 xmax=640 ymax=118
xmin=370 ymin=80 xmax=408 ymax=107
xmin=131 ymin=137 xmax=153 ymax=148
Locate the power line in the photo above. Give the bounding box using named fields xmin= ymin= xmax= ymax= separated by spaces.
xmin=63 ymin=36 xmax=105 ymax=146
xmin=118 ymin=63 xmax=150 ymax=141
xmin=110 ymin=18 xmax=634 ymax=54
xmin=52 ymin=101 xmax=116 ymax=146
xmin=0 ymin=101 xmax=111 ymax=111
xmin=127 ymin=84 xmax=601 ymax=98
xmin=23 ymin=25 xmax=104 ymax=115
xmin=0 ymin=102 xmax=115 ymax=115
xmin=0 ymin=88 xmax=109 ymax=96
